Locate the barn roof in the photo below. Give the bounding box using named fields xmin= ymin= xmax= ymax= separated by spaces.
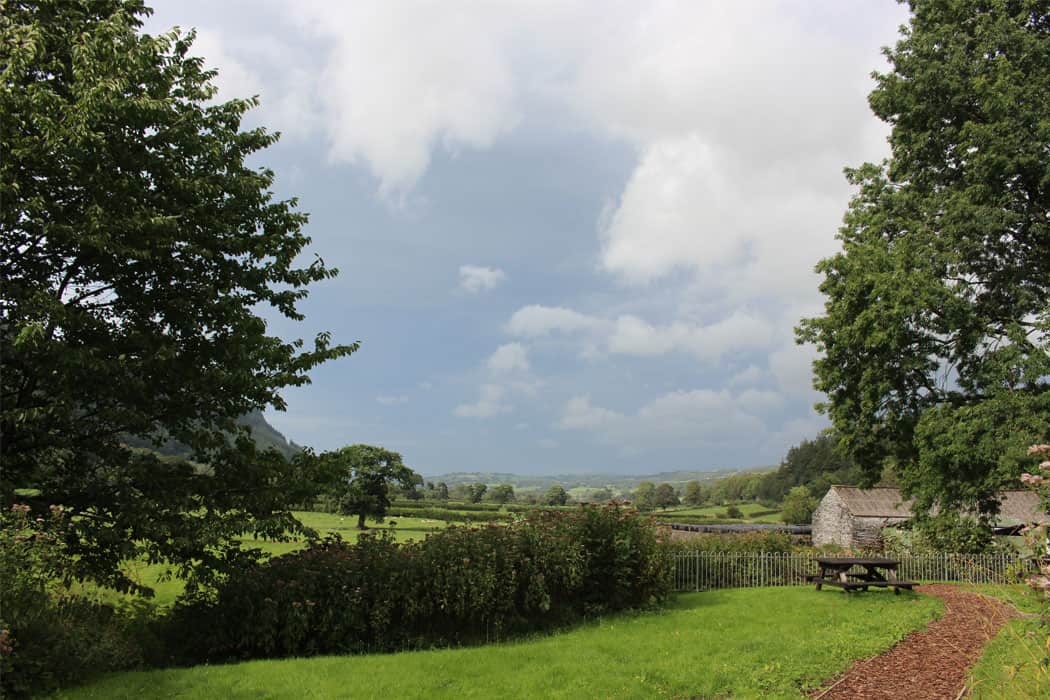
xmin=828 ymin=485 xmax=1049 ymax=524
xmin=995 ymin=490 xmax=1050 ymax=526
xmin=832 ymin=486 xmax=914 ymax=518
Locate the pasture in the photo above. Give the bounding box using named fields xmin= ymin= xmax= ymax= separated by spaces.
xmin=660 ymin=502 xmax=783 ymax=522
xmin=50 ymin=587 xmax=942 ymax=699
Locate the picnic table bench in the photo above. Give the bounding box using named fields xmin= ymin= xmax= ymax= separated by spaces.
xmin=813 ymin=557 xmax=917 ymax=594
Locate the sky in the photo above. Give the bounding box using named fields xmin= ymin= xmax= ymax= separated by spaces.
xmin=145 ymin=0 xmax=910 ymax=476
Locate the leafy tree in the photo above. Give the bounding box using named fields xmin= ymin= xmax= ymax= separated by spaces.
xmin=466 ymin=482 xmax=488 ymax=504
xmin=320 ymin=445 xmax=418 ymax=529
xmin=396 ymin=473 xmax=424 ymax=500
xmin=633 ymin=481 xmax=657 ymax=511
xmin=710 ymin=472 xmax=764 ymax=505
xmin=589 ymin=488 xmax=613 ymax=502
xmin=434 ymin=482 xmax=450 ymax=500
xmin=543 ymin=484 xmax=568 ymax=506
xmin=0 ymin=0 xmax=355 ymax=592
xmin=654 ymin=483 xmax=679 ymax=508
xmin=798 ymin=0 xmax=1050 ymax=525
xmin=724 ymin=505 xmax=744 ymax=519
xmin=683 ymin=480 xmax=707 ymax=506
xmin=488 ymin=484 xmax=515 ymax=504
xmin=780 ymin=486 xmax=818 ymax=524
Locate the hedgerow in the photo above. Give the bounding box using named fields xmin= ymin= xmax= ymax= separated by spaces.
xmin=0 ymin=505 xmax=159 ymax=698
xmin=166 ymin=505 xmax=672 ymax=662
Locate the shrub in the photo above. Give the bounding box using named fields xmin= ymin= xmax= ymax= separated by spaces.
xmin=664 ymin=531 xmax=795 ymax=554
xmin=0 ymin=505 xmax=157 ymax=697
xmin=169 ymin=505 xmax=672 ymax=662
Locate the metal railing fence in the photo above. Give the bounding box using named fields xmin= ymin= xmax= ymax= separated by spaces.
xmin=672 ymin=551 xmax=1022 ymax=592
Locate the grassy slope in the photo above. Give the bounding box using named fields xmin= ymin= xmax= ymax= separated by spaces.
xmin=55 ymin=587 xmax=941 ymax=700
xmin=963 ymin=584 xmax=1050 ymax=699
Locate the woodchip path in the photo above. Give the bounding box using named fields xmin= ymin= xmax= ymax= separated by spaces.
xmin=812 ymin=584 xmax=1018 ymax=700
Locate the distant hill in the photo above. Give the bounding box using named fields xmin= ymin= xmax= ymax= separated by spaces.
xmin=237 ymin=411 xmax=302 ymax=458
xmin=421 ymin=467 xmax=773 ymax=494
xmin=123 ymin=410 xmax=301 ymax=460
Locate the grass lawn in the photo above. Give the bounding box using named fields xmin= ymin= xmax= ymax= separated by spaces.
xmin=963 ymin=584 xmax=1050 ymax=699
xmin=117 ymin=511 xmax=452 ymax=607
xmin=663 ymin=502 xmax=783 ymax=523
xmin=53 ymin=587 xmax=941 ymax=699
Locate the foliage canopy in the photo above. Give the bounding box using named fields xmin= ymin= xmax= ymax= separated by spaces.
xmin=798 ymin=0 xmax=1050 ymax=521
xmin=320 ymin=445 xmax=418 ymax=529
xmin=0 ymin=0 xmax=355 ymax=591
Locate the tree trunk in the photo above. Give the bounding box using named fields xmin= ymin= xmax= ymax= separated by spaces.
xmin=357 ymin=512 xmax=368 ymax=530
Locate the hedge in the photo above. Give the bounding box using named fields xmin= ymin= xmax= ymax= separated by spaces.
xmin=167 ymin=505 xmax=673 ymax=662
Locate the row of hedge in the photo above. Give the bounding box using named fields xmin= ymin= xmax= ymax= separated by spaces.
xmin=166 ymin=506 xmax=673 ymax=663
xmin=389 ymin=500 xmax=505 ymax=512
xmin=664 ymin=531 xmax=794 ymax=553
xmin=389 ymin=500 xmax=581 ymax=514
xmin=384 ymin=507 xmax=508 ymax=523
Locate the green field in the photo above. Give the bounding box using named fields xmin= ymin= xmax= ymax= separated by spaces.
xmin=53 ymin=587 xmax=941 ymax=699
xmin=118 ymin=511 xmax=451 ymax=607
xmin=660 ymin=502 xmax=783 ymax=523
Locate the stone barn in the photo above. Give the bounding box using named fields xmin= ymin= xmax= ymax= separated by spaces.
xmin=812 ymin=486 xmax=912 ymax=549
xmin=811 ymin=485 xmax=1048 ymax=549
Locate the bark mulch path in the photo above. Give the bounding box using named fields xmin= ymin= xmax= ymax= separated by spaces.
xmin=812 ymin=584 xmax=1017 ymax=700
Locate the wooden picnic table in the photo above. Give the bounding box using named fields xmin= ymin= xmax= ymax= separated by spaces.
xmin=812 ymin=557 xmax=916 ymax=594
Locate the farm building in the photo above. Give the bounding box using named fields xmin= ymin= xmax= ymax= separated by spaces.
xmin=811 ymin=485 xmax=1048 ymax=549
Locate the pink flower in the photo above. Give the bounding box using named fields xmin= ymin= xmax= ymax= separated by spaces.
xmin=1040 ymin=460 xmax=1050 ymax=471
xmin=1021 ymin=473 xmax=1046 ymax=485
xmin=1028 ymin=444 xmax=1050 ymax=456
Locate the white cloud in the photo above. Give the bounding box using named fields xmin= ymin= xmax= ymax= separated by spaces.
xmin=735 ymin=389 xmax=784 ymax=415
xmin=608 ymin=312 xmax=773 ymax=362
xmin=559 ymin=388 xmax=774 ymax=451
xmin=487 ymin=343 xmax=529 ymax=372
xmin=454 ymin=384 xmax=511 ymax=418
xmin=287 ymin=1 xmax=522 ymax=195
xmin=505 ymin=305 xmax=607 ymax=337
xmin=376 ymin=394 xmax=408 ymax=405
xmin=188 ymin=29 xmax=264 ymax=104
xmin=507 ymin=379 xmax=543 ymax=397
xmin=506 ymin=305 xmax=773 ymax=363
xmin=559 ymin=396 xmax=623 ymax=430
xmin=769 ymin=342 xmax=820 ymax=397
xmin=459 ymin=265 xmax=507 ymax=294
xmin=160 ymin=20 xmax=321 ymax=140
xmin=600 ymin=136 xmax=744 ymax=284
xmin=729 ymin=365 xmax=764 ymax=387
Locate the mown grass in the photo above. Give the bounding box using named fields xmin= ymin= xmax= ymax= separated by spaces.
xmin=117 ymin=511 xmax=452 ymax=607
xmin=662 ymin=502 xmax=783 ymax=522
xmin=53 ymin=586 xmax=941 ymax=700
xmin=964 ymin=584 xmax=1050 ymax=699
